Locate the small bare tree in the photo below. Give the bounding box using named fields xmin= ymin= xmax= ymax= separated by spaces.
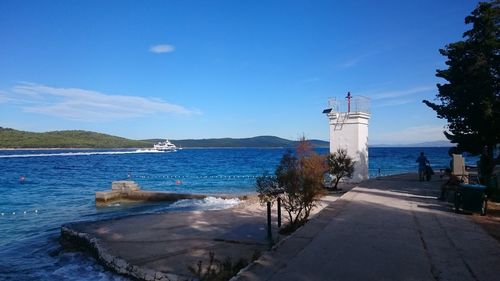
xmin=256 ymin=138 xmax=327 ymax=232
xmin=255 ymin=172 xmax=281 ymax=204
xmin=297 ymin=146 xmax=327 ymax=220
xmin=327 ymin=148 xmax=355 ymax=190
xmin=275 ymin=150 xmax=303 ymax=227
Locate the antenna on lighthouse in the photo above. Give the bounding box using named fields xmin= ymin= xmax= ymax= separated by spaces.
xmin=346 ymin=91 xmax=352 ymax=113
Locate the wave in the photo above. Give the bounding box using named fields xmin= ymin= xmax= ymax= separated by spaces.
xmin=0 ymin=232 xmax=129 ymax=281
xmin=167 ymin=196 xmax=241 ymax=211
xmin=35 ymin=252 xmax=128 ymax=281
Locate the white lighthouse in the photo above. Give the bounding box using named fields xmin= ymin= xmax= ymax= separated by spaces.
xmin=323 ymin=93 xmax=370 ymax=182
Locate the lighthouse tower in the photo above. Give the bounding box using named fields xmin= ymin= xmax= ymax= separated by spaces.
xmin=323 ymin=93 xmax=370 ymax=182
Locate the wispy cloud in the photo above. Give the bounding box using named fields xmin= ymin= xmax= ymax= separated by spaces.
xmin=357 ymin=86 xmax=434 ymax=108
xmin=0 ymin=91 xmax=11 ymax=103
xmin=337 ymin=56 xmax=365 ymax=68
xmin=371 ymin=99 xmax=414 ymax=108
xmin=336 ymin=51 xmax=377 ymax=69
xmin=372 ymin=125 xmax=448 ymax=145
xmin=369 ymin=86 xmax=434 ymax=100
xmin=5 ymin=83 xmax=200 ymax=121
xmin=150 ymin=44 xmax=175 ymax=53
xmin=296 ymin=77 xmax=320 ymax=85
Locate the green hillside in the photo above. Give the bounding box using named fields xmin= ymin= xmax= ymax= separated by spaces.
xmin=144 ymin=136 xmax=329 ymax=148
xmin=0 ymin=128 xmax=150 ymax=148
xmin=0 ymin=128 xmax=329 ymax=149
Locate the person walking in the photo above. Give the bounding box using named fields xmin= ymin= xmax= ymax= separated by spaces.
xmin=416 ymin=152 xmax=429 ymax=181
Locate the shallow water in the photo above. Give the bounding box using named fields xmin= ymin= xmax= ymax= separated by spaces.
xmin=0 ymin=147 xmax=471 ymax=280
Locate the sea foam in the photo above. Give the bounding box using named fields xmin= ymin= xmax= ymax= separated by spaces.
xmin=167 ymin=196 xmax=241 ymax=211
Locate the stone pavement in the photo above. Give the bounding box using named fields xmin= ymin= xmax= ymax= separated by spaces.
xmin=234 ymin=174 xmax=500 ymax=281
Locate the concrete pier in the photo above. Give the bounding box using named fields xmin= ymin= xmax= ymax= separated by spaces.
xmin=95 ymin=181 xmax=207 ymax=204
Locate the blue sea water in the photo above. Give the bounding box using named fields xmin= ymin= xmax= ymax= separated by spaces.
xmin=0 ymin=147 xmax=476 ymax=280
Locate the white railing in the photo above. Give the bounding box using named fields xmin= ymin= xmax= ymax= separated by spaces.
xmin=327 ymin=95 xmax=370 ymax=114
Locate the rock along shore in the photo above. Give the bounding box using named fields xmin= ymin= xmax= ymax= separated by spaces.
xmin=61 ymin=224 xmax=182 ymax=281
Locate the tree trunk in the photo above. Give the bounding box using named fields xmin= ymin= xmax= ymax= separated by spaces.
xmin=333 ymin=176 xmax=341 ymax=190
xmin=287 ymin=210 xmax=293 ymax=225
xmin=480 ymin=145 xmax=495 ymax=187
xmin=292 ymin=208 xmax=303 ymax=226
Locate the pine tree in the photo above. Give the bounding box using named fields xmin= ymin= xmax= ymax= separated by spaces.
xmin=423 ymin=1 xmax=500 ymax=183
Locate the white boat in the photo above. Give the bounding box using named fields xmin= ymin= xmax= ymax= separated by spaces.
xmin=136 ymin=139 xmax=178 ymax=153
xmin=153 ymin=139 xmax=177 ymax=152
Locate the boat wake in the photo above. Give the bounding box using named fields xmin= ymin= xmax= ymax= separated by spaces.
xmin=0 ymin=150 xmax=163 ymax=159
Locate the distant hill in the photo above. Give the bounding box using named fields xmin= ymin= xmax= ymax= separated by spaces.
xmin=0 ymin=127 xmax=454 ymax=149
xmin=143 ymin=136 xmax=330 ymax=148
xmin=0 ymin=128 xmax=329 ymax=149
xmin=2 ymin=126 xmax=456 ymax=149
xmin=371 ymin=140 xmax=453 ymax=147
xmin=0 ymin=127 xmax=150 ymax=148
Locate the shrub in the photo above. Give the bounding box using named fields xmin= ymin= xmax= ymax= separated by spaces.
xmin=327 ymin=148 xmax=355 ymax=189
xmin=188 ymin=250 xmax=261 ymax=281
xmin=255 ymin=172 xmax=281 ymax=204
xmin=256 ymin=138 xmax=327 ymax=232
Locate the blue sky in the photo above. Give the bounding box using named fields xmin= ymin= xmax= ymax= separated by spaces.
xmin=0 ymin=0 xmax=481 ymax=144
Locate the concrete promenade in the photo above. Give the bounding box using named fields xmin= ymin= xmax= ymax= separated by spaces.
xmin=62 ymin=174 xmax=500 ymax=280
xmin=235 ymin=174 xmax=500 ymax=281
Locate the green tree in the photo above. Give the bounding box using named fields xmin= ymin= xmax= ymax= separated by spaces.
xmin=327 ymin=148 xmax=355 ymax=190
xmin=423 ymin=1 xmax=500 ymax=184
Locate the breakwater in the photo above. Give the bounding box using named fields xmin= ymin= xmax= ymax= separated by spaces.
xmin=95 ymin=181 xmax=208 ymax=204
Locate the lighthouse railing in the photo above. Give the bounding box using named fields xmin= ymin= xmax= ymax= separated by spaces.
xmin=327 ymin=96 xmax=370 ymax=114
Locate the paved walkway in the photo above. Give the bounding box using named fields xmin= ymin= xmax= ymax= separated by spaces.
xmin=234 ymin=174 xmax=500 ymax=281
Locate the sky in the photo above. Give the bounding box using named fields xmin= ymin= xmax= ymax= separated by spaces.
xmin=0 ymin=0 xmax=482 ymax=144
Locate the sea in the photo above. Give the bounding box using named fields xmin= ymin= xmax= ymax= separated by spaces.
xmin=0 ymin=147 xmax=478 ymax=280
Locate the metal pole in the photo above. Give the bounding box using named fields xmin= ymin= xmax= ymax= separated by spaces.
xmin=346 ymin=91 xmax=352 ymax=113
xmin=277 ymin=197 xmax=281 ymax=228
xmin=267 ymin=201 xmax=272 ymax=240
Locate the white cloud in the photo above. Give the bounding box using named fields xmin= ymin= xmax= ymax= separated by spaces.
xmin=372 ymin=125 xmax=448 ymax=145
xmin=150 ymin=44 xmax=175 ymax=53
xmin=6 ymin=83 xmax=200 ymax=121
